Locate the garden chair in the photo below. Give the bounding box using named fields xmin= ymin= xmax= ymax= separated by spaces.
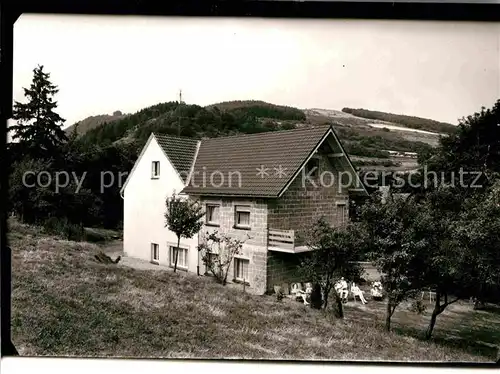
xmin=351 ymin=282 xmax=368 ymax=304
xmin=290 ymin=282 xmax=303 ymax=296
xmin=296 ymin=282 xmax=313 ymax=305
xmin=421 ymin=288 xmax=436 ymax=303
xmin=335 ymin=278 xmax=349 ymax=303
xmin=370 ymin=281 xmax=384 ymax=301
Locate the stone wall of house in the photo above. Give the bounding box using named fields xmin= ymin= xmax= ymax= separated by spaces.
xmin=195 ymin=152 xmax=354 ymax=295
xmin=266 ymin=251 xmax=306 ymax=293
xmin=267 ymin=152 xmax=350 ymax=246
xmin=198 ymin=196 xmax=268 ymax=295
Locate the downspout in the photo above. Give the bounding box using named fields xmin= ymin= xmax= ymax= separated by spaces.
xmin=197 ymin=231 xmax=200 ymax=276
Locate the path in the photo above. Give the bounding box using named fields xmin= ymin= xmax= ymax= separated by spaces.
xmin=100 ymin=240 xmax=171 ymax=272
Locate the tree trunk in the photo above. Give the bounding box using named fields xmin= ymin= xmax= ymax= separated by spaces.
xmin=174 ymin=236 xmax=180 ymax=273
xmin=425 ymin=309 xmax=439 ymax=340
xmin=323 ymin=289 xmax=329 ymax=309
xmin=425 ymin=291 xmax=454 ymax=340
xmin=425 ymin=291 xmax=441 ymax=339
xmin=385 ymin=300 xmax=392 ymax=332
xmin=222 ymin=272 xmax=227 ymax=286
xmin=323 ymin=280 xmax=331 ymax=309
xmin=311 ymin=284 xmax=322 ymax=309
xmin=332 ymin=291 xmax=344 ymax=319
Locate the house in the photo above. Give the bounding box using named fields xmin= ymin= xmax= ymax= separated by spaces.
xmin=121 ymin=126 xmax=368 ymax=295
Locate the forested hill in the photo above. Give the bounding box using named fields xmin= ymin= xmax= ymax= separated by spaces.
xmin=65 ymin=111 xmax=128 ymax=136
xmin=75 ymin=101 xmax=304 ymax=149
xmin=73 ymin=100 xmax=454 ymax=171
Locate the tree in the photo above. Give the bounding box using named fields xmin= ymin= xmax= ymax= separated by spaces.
xmin=8 ymin=157 xmax=53 ymax=223
xmin=68 ymin=123 xmax=79 ymax=142
xmin=357 ymin=191 xmax=427 ymax=331
xmin=164 ymin=193 xmax=205 ymax=272
xmin=299 ymin=217 xmax=364 ymax=318
xmin=11 ymin=65 xmax=68 ymax=160
xmin=411 ymin=187 xmax=465 ymax=339
xmin=418 ymin=99 xmax=500 ymax=196
xmin=413 ymin=100 xmax=500 ymax=338
xmin=415 ymin=181 xmax=500 ymax=341
xmin=198 ymin=231 xmax=248 ymax=285
xmin=454 ymin=181 xmax=500 ymax=306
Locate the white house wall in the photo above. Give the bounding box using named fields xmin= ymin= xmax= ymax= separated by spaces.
xmin=123 ymin=136 xmax=199 ymax=273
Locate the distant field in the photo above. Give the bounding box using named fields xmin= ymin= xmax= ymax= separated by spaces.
xmin=9 ymin=219 xmax=499 ymax=361
xmin=367 ymin=123 xmax=444 ymax=136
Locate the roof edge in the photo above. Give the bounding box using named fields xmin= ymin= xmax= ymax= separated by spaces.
xmin=178 ymin=189 xmax=278 ymax=199
xmin=153 ymin=133 xmax=196 ymax=184
xmin=329 ymin=127 xmax=370 ymax=196
xmin=276 ymin=125 xmax=331 ymax=198
xmin=185 ymin=140 xmax=202 ymax=186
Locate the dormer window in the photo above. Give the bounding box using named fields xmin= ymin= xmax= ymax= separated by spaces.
xmin=152 ymin=161 xmax=160 ymax=179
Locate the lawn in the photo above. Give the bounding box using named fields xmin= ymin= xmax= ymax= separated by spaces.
xmin=9 ymin=219 xmax=500 ymax=362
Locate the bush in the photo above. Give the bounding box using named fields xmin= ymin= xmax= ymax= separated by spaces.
xmin=43 ymin=217 xmax=85 ymax=241
xmin=408 ymin=299 xmax=427 ymax=315
xmin=83 ymin=229 xmax=107 ymax=243
xmin=43 ymin=217 xmax=61 ymax=234
xmin=275 ymin=287 xmax=285 ymax=302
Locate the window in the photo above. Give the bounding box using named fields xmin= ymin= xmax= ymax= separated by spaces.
xmin=151 ymin=243 xmax=159 ymax=264
xmin=169 ymin=246 xmax=188 ymax=269
xmin=204 ymin=252 xmax=219 ymax=275
xmin=234 ymin=258 xmax=249 ymax=283
xmin=151 ymin=161 xmax=160 ymax=178
xmin=305 ymin=157 xmax=320 ymax=178
xmin=234 ymin=205 xmax=251 ymax=228
xmin=206 ymin=204 xmax=220 ymax=225
xmin=337 ymin=202 xmax=349 ymax=225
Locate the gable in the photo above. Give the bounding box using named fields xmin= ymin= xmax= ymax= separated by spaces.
xmin=276 ymin=129 xmax=368 ymax=197
xmin=120 ymin=134 xmax=191 ymax=196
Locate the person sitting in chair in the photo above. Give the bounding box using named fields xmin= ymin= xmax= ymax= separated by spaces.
xmin=351 ymin=282 xmax=368 ymax=304
xmin=370 ymin=281 xmax=384 ymax=300
xmin=335 ymin=277 xmax=349 ymax=303
xmin=295 ymin=282 xmax=313 ymax=305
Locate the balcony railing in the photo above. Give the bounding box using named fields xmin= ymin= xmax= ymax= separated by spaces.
xmin=267 ymin=228 xmax=312 ymax=254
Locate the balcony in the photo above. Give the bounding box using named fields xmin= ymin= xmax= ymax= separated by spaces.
xmin=267 ymin=228 xmax=313 ymax=254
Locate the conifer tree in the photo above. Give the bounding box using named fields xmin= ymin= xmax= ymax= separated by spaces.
xmin=11 ymin=65 xmax=68 ymax=159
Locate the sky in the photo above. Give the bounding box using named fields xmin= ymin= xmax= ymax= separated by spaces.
xmin=11 ymin=14 xmax=500 ymax=130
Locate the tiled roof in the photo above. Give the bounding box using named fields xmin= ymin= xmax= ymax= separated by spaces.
xmin=153 ymin=133 xmax=199 ymax=183
xmin=181 ymin=126 xmax=333 ymax=197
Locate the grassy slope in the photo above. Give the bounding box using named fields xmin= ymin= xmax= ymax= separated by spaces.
xmin=10 ymin=220 xmax=499 ymax=361
xmin=341 ymin=107 xmax=456 ymax=135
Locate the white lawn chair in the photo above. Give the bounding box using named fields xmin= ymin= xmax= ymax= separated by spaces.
xmin=421 ymin=289 xmax=436 ymax=303
xmin=296 ymin=282 xmax=313 ymax=305
xmin=351 ymin=283 xmax=368 ymax=304
xmin=291 ymin=282 xmax=303 ymax=296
